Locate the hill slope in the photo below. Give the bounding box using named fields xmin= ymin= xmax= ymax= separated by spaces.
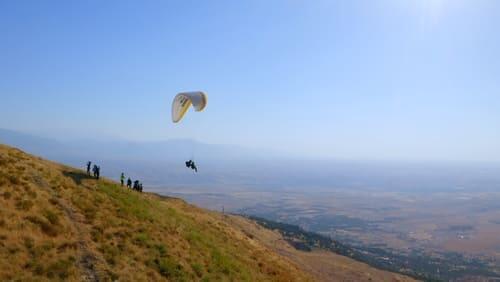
xmin=0 ymin=144 xmax=415 ymax=281
xmin=0 ymin=144 xmax=310 ymax=281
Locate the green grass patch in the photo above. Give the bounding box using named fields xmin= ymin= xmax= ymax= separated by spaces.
xmin=191 ymin=262 xmax=204 ymax=277
xmin=152 ymin=257 xmax=187 ymax=280
xmin=98 ymin=183 xmax=155 ymax=221
xmin=134 ymin=232 xmax=151 ymax=247
xmin=43 ymin=209 xmax=59 ymax=225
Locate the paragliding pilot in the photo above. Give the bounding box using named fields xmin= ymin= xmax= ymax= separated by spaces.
xmin=185 ymin=160 xmax=198 ymax=173
xmin=172 ymin=91 xmax=206 ymax=175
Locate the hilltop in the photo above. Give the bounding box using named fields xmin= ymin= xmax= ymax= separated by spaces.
xmin=0 ymin=144 xmax=415 ymax=281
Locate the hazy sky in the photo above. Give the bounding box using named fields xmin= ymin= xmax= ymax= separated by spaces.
xmin=1 ymin=0 xmax=499 ymax=161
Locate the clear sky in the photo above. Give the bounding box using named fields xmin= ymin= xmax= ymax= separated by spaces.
xmin=1 ymin=0 xmax=499 ymax=161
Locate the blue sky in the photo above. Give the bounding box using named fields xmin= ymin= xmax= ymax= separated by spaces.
xmin=1 ymin=0 xmax=499 ymax=161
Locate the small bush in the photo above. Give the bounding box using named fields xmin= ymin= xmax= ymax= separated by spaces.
xmin=155 ymin=244 xmax=168 ymax=257
xmin=155 ymin=257 xmax=185 ymax=279
xmin=134 ymin=232 xmax=150 ymax=246
xmin=43 ymin=210 xmax=60 ymax=225
xmin=191 ymin=263 xmax=204 ymax=277
xmin=7 ymin=174 xmax=21 ymax=185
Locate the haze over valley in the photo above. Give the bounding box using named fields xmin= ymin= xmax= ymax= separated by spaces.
xmin=3 ymin=129 xmax=500 ymax=279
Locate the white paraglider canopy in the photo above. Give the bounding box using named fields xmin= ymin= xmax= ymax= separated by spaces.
xmin=171 ymin=91 xmax=207 ymax=123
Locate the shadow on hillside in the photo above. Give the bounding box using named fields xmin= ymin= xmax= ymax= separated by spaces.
xmin=63 ymin=170 xmax=94 ymax=185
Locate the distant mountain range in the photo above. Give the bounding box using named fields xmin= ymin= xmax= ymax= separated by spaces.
xmin=0 ymin=128 xmax=279 ymax=163
xmin=3 ymin=128 xmax=500 ymax=192
xmin=0 ymin=128 xmax=288 ymax=187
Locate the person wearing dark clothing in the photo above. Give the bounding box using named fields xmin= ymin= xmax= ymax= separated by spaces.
xmin=185 ymin=160 xmax=198 ymax=172
xmin=120 ymin=173 xmax=125 ymax=186
xmin=133 ymin=180 xmax=139 ymax=191
xmin=127 ymin=178 xmax=132 ymax=189
xmin=138 ymin=182 xmax=143 ymax=192
xmin=92 ymin=165 xmax=98 ymax=178
xmin=86 ymin=161 xmax=92 ymax=175
xmin=96 ymin=166 xmax=100 ymax=179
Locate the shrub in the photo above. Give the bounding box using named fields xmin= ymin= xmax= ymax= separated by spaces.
xmin=43 ymin=210 xmax=59 ymax=225
xmin=155 ymin=257 xmax=185 ymax=279
xmin=7 ymin=174 xmax=21 ymax=185
xmin=191 ymin=263 xmax=204 ymax=277
xmin=155 ymin=244 xmax=168 ymax=257
xmin=134 ymin=232 xmax=150 ymax=246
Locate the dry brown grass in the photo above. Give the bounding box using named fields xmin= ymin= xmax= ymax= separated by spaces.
xmin=0 ymin=144 xmax=312 ymax=281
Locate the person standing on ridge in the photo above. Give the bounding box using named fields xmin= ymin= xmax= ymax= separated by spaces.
xmin=92 ymin=165 xmax=98 ymax=178
xmin=86 ymin=161 xmax=92 ymax=175
xmin=96 ymin=166 xmax=100 ymax=180
xmin=120 ymin=173 xmax=125 ymax=186
xmin=127 ymin=178 xmax=132 ymax=189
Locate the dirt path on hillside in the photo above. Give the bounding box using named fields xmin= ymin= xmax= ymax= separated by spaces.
xmin=36 ymin=171 xmax=102 ymax=282
xmin=57 ymin=197 xmax=101 ymax=282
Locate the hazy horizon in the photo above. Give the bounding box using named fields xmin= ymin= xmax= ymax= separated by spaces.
xmin=2 ymin=0 xmax=500 ymax=162
xmin=3 ymin=127 xmax=500 ymax=165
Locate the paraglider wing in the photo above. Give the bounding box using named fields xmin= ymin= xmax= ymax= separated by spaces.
xmin=171 ymin=91 xmax=207 ymax=123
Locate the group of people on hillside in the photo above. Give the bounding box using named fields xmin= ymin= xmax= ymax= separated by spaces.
xmin=85 ymin=162 xmax=143 ymax=193
xmin=86 ymin=161 xmax=100 ymax=179
xmin=120 ymin=172 xmax=143 ymax=192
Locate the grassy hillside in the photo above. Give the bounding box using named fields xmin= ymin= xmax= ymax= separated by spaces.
xmin=0 ymin=144 xmax=311 ymax=281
